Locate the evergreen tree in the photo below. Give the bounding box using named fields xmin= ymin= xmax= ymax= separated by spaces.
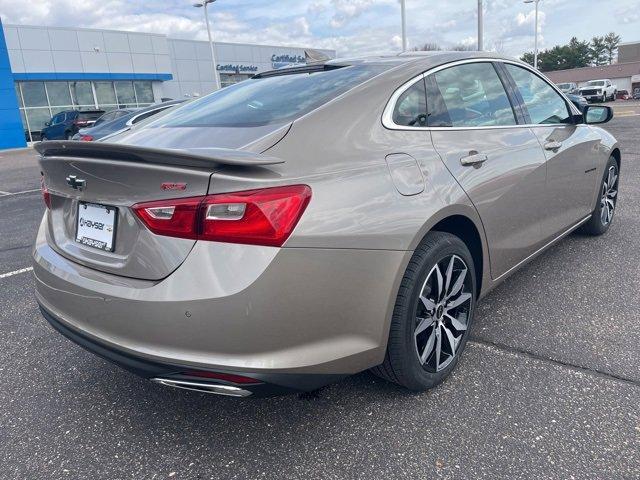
xmin=603 ymin=32 xmax=621 ymax=64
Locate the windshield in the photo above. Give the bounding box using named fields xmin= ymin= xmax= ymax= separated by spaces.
xmin=150 ymin=65 xmax=389 ymax=128
xmin=587 ymin=81 xmax=605 ymax=86
xmin=558 ymin=83 xmax=572 ymax=89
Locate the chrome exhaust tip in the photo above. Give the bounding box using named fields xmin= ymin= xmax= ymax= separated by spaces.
xmin=151 ymin=378 xmax=252 ymax=397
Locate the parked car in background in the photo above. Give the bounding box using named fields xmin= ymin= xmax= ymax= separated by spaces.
xmin=91 ymin=108 xmax=137 ymax=127
xmin=73 ymin=101 xmax=184 ymax=141
xmin=567 ymin=93 xmax=588 ymax=112
xmin=34 ymin=53 xmax=620 ymax=397
xmin=40 ymin=110 xmax=104 ymax=140
xmin=578 ymin=79 xmax=617 ymax=103
xmin=557 ymin=82 xmax=579 ymax=94
xmin=616 ymin=90 xmax=631 ymax=100
xmin=632 ymin=88 xmax=640 ymax=100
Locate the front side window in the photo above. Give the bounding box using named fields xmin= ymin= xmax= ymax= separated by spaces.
xmin=392 ymin=79 xmax=427 ymax=127
xmin=428 ymin=62 xmax=516 ymax=127
xmin=505 ymin=64 xmax=571 ymax=125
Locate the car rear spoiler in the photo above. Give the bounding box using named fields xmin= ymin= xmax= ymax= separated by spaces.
xmin=34 ymin=140 xmax=285 ymax=169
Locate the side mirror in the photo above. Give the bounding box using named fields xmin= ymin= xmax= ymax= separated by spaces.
xmin=583 ymin=105 xmax=613 ymax=125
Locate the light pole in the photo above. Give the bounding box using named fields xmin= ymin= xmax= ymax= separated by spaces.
xmin=193 ymin=0 xmax=221 ymax=90
xmin=524 ymin=0 xmax=540 ymax=69
xmin=477 ymin=0 xmax=483 ymax=51
xmin=400 ymin=0 xmax=407 ymax=52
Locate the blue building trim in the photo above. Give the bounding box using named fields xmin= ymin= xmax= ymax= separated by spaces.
xmin=12 ymin=72 xmax=173 ymax=81
xmin=0 ymin=19 xmax=27 ymax=149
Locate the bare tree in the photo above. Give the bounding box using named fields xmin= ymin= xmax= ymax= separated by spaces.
xmin=451 ymin=43 xmax=476 ymax=51
xmin=492 ymin=39 xmax=505 ymax=54
xmin=411 ymin=42 xmax=441 ymax=51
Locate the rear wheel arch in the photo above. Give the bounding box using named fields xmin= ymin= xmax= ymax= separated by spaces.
xmin=407 ymin=209 xmax=486 ymax=299
xmin=430 ymin=215 xmax=484 ymax=298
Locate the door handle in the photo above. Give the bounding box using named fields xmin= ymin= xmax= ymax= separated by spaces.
xmin=460 ymin=151 xmax=488 ymax=167
xmin=544 ymin=140 xmax=563 ymax=151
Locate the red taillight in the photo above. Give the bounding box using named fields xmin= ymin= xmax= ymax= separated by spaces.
xmin=132 ymin=185 xmax=311 ymax=247
xmin=79 ymin=134 xmax=94 ymax=142
xmin=40 ymin=174 xmax=51 ymax=209
xmin=132 ymin=196 xmax=202 ymax=239
xmin=182 ymin=370 xmax=262 ymax=385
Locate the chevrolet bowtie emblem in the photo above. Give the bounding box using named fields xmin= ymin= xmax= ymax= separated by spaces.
xmin=66 ymin=174 xmax=86 ymax=191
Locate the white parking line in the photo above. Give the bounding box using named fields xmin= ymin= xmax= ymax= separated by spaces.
xmin=0 ymin=267 xmax=33 ymax=280
xmin=0 ymin=188 xmax=40 ymax=196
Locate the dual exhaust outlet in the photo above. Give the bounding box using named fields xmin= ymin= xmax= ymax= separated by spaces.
xmin=151 ymin=378 xmax=253 ymax=397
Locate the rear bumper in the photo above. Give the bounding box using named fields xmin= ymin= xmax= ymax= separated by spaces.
xmin=33 ymin=215 xmax=409 ymax=389
xmin=39 ymin=305 xmax=343 ymax=396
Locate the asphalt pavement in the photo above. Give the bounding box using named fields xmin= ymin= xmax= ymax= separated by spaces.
xmin=0 ymin=118 xmax=638 ymax=479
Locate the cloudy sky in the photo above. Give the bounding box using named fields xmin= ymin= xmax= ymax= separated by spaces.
xmin=1 ymin=0 xmax=639 ymax=58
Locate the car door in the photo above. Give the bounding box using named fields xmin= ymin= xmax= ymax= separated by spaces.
xmin=503 ymin=63 xmax=601 ymax=242
xmin=426 ymin=61 xmax=549 ymax=279
xmin=49 ymin=113 xmax=65 ymax=139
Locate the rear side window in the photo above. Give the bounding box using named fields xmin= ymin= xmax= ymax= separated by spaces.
xmin=132 ymin=107 xmax=168 ymax=124
xmin=505 ymin=64 xmax=571 ymax=124
xmin=152 ymin=65 xmax=388 ymax=128
xmin=78 ymin=112 xmax=104 ymax=121
xmin=392 ymin=79 xmax=427 ymax=127
xmin=427 ymin=62 xmax=517 ymax=127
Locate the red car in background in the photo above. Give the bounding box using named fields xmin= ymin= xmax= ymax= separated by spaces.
xmin=616 ymin=90 xmax=631 ymax=100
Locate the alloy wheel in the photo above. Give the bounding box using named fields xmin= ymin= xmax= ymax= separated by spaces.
xmin=600 ymin=165 xmax=618 ymax=226
xmin=414 ymin=255 xmax=472 ymax=372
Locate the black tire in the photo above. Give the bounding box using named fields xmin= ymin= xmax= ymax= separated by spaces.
xmin=602 ymin=93 xmax=607 ymax=103
xmin=578 ymin=156 xmax=619 ymax=236
xmin=40 ymin=135 xmax=47 ymax=141
xmin=371 ymin=231 xmax=477 ymax=391
xmin=65 ymin=132 xmax=72 ymax=140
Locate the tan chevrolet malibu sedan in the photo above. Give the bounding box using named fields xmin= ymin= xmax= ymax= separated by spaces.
xmin=33 ymin=52 xmax=620 ymax=397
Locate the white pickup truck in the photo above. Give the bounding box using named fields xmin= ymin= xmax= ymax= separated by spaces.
xmin=577 ymin=79 xmax=617 ymax=103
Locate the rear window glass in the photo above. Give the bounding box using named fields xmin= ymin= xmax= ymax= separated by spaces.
xmin=151 ymin=65 xmax=388 ymax=128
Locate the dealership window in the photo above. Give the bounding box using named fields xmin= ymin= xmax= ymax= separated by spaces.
xmin=95 ymin=81 xmax=117 ymax=110
xmin=46 ymin=82 xmax=72 ymax=107
xmin=15 ymin=80 xmax=156 ymax=142
xmin=114 ymin=81 xmax=136 ymax=107
xmin=134 ymin=81 xmax=154 ymax=104
xmin=219 ymin=73 xmax=252 ymax=88
xmin=70 ymin=81 xmax=94 ymax=107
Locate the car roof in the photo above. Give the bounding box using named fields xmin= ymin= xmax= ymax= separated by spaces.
xmin=255 ymin=51 xmax=526 ymax=79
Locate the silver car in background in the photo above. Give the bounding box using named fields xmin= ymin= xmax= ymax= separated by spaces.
xmin=33 ymin=52 xmax=620 ymax=397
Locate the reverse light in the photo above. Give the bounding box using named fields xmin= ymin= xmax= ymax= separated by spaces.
xmin=40 ymin=173 xmax=51 ymax=209
xmin=132 ymin=185 xmax=311 ymax=247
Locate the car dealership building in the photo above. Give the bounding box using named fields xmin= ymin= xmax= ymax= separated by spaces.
xmin=0 ymin=19 xmax=334 ymax=149
xmin=545 ymin=41 xmax=640 ymax=95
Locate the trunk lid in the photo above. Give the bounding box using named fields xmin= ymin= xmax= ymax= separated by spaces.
xmin=36 ymin=133 xmax=286 ymax=280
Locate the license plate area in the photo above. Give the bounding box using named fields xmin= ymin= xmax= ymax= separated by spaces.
xmin=76 ymin=202 xmax=117 ymax=252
